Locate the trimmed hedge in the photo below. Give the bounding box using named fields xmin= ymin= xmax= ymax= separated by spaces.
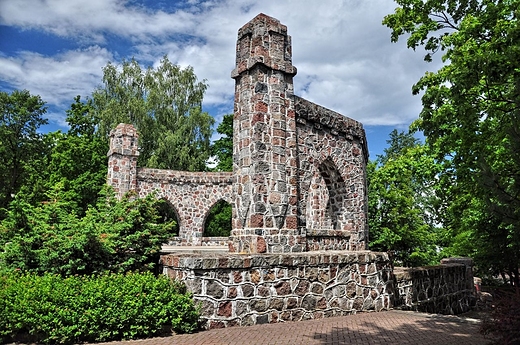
xmin=0 ymin=271 xmax=199 ymax=344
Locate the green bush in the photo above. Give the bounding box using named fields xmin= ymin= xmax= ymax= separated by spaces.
xmin=0 ymin=271 xmax=199 ymax=344
xmin=0 ymin=186 xmax=176 ymax=275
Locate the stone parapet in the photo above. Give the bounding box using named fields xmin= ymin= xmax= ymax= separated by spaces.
xmin=394 ymin=258 xmax=475 ymax=314
xmin=160 ymin=251 xmax=393 ymax=329
xmin=167 ymin=236 xmax=230 ymax=247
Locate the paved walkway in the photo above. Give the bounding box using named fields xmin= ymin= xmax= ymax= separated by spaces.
xmin=98 ymin=310 xmax=491 ymax=345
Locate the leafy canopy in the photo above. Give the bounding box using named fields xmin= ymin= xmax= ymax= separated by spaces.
xmin=0 ymin=90 xmax=47 ymax=210
xmin=0 ymin=186 xmax=175 ymax=276
xmin=384 ymin=0 xmax=520 ymax=283
xmin=92 ymin=56 xmax=214 ymax=171
xmin=368 ymin=130 xmax=440 ymax=266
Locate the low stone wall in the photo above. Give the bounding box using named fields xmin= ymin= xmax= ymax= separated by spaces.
xmin=394 ymin=258 xmax=474 ymax=314
xmin=160 ymin=251 xmax=393 ymax=329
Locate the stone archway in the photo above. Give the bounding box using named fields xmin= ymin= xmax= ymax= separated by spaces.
xmin=203 ymin=199 xmax=232 ymax=237
xmin=156 ymin=198 xmax=180 ymax=236
xmin=307 ymin=157 xmax=348 ymax=231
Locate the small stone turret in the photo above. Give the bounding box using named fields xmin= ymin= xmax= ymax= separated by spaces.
xmin=107 ymin=123 xmax=139 ymax=199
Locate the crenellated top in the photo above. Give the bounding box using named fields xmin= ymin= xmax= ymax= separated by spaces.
xmin=231 ymin=13 xmax=297 ymax=78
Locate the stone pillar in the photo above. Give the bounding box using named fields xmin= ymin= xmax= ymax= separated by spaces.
xmin=230 ymin=14 xmax=303 ymax=253
xmin=440 ymin=257 xmax=475 ymax=292
xmin=107 ymin=123 xmax=139 ymax=199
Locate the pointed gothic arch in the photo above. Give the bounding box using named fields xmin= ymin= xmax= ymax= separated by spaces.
xmin=307 ymin=157 xmax=348 ymax=231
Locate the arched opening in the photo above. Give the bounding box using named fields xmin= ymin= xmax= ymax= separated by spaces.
xmin=307 ymin=158 xmax=348 ymax=231
xmin=156 ymin=198 xmax=180 ymax=235
xmin=204 ymin=200 xmax=232 ymax=237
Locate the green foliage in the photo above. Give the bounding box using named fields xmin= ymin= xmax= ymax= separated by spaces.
xmin=384 ymin=0 xmax=520 ymax=283
xmin=0 ymin=271 xmax=199 ymax=344
xmin=211 ymin=113 xmax=233 ymax=172
xmin=0 ymin=187 xmax=175 ymax=276
xmin=204 ymin=113 xmax=233 ymax=237
xmin=368 ymin=130 xmax=440 ymax=266
xmin=204 ymin=200 xmax=232 ymax=237
xmin=92 ymin=56 xmax=214 ymax=171
xmin=0 ymin=90 xmax=48 ymax=210
xmin=9 ymin=96 xmax=108 ymax=217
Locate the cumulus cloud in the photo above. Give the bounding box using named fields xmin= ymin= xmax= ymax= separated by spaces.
xmin=0 ymin=46 xmax=113 ymax=106
xmin=0 ymin=0 xmax=440 ymax=129
xmin=0 ymin=0 xmax=197 ymax=43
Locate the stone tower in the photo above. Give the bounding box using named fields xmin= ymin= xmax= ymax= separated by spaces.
xmin=230 ymin=14 xmax=303 ymax=253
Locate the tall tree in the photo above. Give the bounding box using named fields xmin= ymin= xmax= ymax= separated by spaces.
xmin=92 ymin=56 xmax=214 ymax=171
xmin=368 ymin=130 xmax=440 ymax=266
xmin=205 ymin=114 xmax=233 ymax=237
xmin=47 ymin=96 xmax=108 ymax=213
xmin=384 ymin=0 xmax=520 ymax=284
xmin=0 ymin=90 xmax=47 ymax=210
xmin=210 ymin=113 xmax=233 ymax=172
xmin=18 ymin=96 xmax=108 ymax=215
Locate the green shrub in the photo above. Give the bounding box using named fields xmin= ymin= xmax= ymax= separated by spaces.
xmin=0 ymin=186 xmax=176 ymax=275
xmin=0 ymin=271 xmax=199 ymax=344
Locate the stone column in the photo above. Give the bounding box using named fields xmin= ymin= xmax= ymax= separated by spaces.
xmin=230 ymin=14 xmax=304 ymax=253
xmin=107 ymin=123 xmax=139 ymax=199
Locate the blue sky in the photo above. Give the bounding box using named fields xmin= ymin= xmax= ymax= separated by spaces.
xmin=0 ymin=0 xmax=439 ymax=159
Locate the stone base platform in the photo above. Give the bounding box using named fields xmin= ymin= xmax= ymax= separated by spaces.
xmin=160 ymin=250 xmax=394 ymax=329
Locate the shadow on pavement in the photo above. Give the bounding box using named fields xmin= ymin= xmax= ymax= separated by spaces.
xmin=310 ymin=312 xmax=491 ymax=345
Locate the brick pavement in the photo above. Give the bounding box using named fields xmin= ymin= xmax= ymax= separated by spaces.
xmin=97 ymin=310 xmax=491 ymax=345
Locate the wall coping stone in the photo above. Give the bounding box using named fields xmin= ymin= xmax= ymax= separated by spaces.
xmin=440 ymin=257 xmax=474 ymax=266
xmin=137 ymin=168 xmax=233 ymax=184
xmin=306 ymin=229 xmax=352 ymax=238
xmin=393 ymin=264 xmax=467 ymax=281
xmin=160 ymin=250 xmax=389 ymax=270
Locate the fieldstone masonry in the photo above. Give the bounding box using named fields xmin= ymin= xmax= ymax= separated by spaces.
xmin=230 ymin=13 xmax=368 ymax=254
xmin=108 ymin=125 xmax=233 ymax=245
xmin=107 ymin=13 xmax=368 ymax=252
xmin=161 ymin=251 xmax=393 ymax=328
xmin=108 ymin=13 xmax=476 ymax=328
xmin=394 ymin=258 xmax=475 ymax=314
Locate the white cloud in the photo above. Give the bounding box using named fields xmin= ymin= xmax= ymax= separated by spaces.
xmin=0 ymin=0 xmax=440 ymax=129
xmin=0 ymin=0 xmax=197 ymax=43
xmin=0 ymin=46 xmax=113 ymax=106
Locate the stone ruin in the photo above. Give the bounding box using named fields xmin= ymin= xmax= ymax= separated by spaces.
xmin=107 ymin=14 xmax=475 ymax=328
xmin=108 ymin=13 xmax=369 ymax=254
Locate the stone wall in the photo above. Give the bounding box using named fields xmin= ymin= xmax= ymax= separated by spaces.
xmin=295 ymin=96 xmax=369 ymax=251
xmin=137 ymin=169 xmax=233 ymax=245
xmin=161 ymin=250 xmax=393 ymax=329
xmin=394 ymin=258 xmax=475 ymax=314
